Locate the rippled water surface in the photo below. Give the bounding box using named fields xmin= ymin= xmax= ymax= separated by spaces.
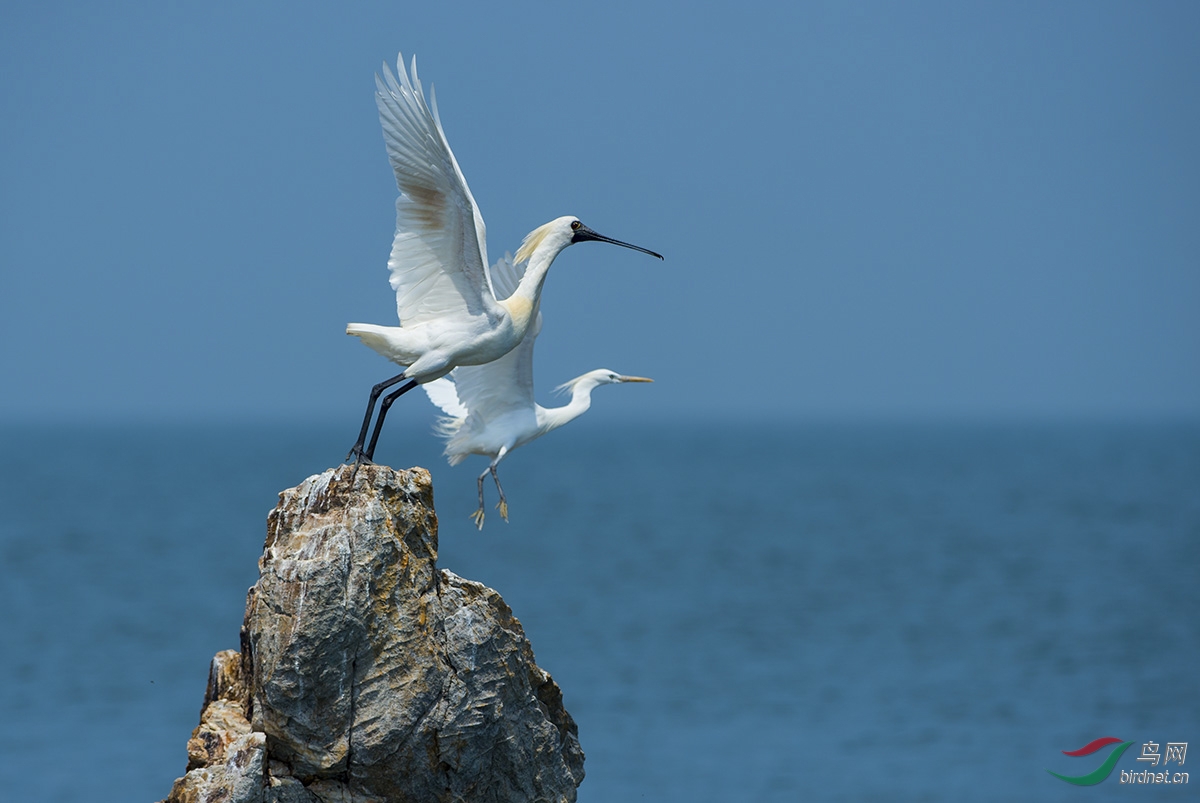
xmin=1 ymin=421 xmax=1196 ymax=801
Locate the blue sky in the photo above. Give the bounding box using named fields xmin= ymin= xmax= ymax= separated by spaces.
xmin=2 ymin=1 xmax=1197 ymax=423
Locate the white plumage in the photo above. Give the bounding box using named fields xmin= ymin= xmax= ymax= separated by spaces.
xmin=344 ymin=54 xmax=662 ymax=463
xmin=424 ymin=253 xmax=652 ymax=529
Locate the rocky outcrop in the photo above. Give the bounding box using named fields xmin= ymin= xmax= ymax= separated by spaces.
xmin=161 ymin=464 xmax=583 ymax=803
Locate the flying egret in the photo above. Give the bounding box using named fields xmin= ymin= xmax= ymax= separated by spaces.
xmin=345 ymin=54 xmax=663 ymax=464
xmin=423 ymin=252 xmax=652 ymax=529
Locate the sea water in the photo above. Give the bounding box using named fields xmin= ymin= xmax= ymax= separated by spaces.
xmin=0 ymin=420 xmax=1196 ymax=802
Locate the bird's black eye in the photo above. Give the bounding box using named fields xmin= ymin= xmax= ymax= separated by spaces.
xmin=570 ymin=220 xmax=581 ymax=231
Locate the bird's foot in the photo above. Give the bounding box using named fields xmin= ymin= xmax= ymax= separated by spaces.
xmin=496 ymin=499 xmax=509 ymax=522
xmin=345 ymin=444 xmax=374 ymax=466
xmin=345 ymin=445 xmax=375 ymax=484
xmin=470 ymin=507 xmax=486 ymax=530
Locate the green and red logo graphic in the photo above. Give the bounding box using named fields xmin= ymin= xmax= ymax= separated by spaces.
xmin=1047 ymin=737 xmax=1134 ymax=785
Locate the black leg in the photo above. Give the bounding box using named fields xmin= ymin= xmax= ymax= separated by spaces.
xmin=471 ymin=469 xmax=488 ymax=529
xmin=363 ymin=378 xmax=419 ymax=461
xmin=346 ymin=372 xmax=410 ymax=464
xmin=490 ymin=465 xmax=509 ymax=522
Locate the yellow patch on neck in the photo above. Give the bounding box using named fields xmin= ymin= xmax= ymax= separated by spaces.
xmin=499 ymin=294 xmax=535 ymax=333
xmin=514 ymin=221 xmax=555 ymax=264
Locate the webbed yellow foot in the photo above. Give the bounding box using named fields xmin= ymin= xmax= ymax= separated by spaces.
xmin=469 ymin=508 xmax=485 ymax=530
xmin=496 ymin=499 xmax=509 ymax=522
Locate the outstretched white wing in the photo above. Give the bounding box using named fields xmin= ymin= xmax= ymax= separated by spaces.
xmin=422 ymin=377 xmax=468 ymax=418
xmin=426 ymin=254 xmax=541 ymax=426
xmin=376 ymin=54 xmax=497 ymax=326
xmin=487 ymin=251 xmax=523 ymax=301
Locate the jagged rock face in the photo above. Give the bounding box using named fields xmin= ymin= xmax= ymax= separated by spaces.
xmin=163 ymin=464 xmax=583 ymax=803
xmin=164 ymin=650 xmax=266 ymax=803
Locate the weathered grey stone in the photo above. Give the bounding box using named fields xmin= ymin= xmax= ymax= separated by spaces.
xmin=161 ymin=464 xmax=583 ymax=803
xmin=266 ymin=771 xmax=321 ymax=803
xmin=164 ymin=650 xmax=265 ymax=803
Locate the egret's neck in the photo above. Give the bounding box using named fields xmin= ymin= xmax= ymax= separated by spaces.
xmin=537 ymin=381 xmax=597 ymax=434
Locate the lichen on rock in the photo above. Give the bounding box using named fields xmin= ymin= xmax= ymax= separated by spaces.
xmin=162 ymin=464 xmax=583 ymax=803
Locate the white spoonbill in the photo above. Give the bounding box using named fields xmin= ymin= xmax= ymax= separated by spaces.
xmin=345 ymin=54 xmax=662 ymax=463
xmin=423 ymin=252 xmax=652 ymax=529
